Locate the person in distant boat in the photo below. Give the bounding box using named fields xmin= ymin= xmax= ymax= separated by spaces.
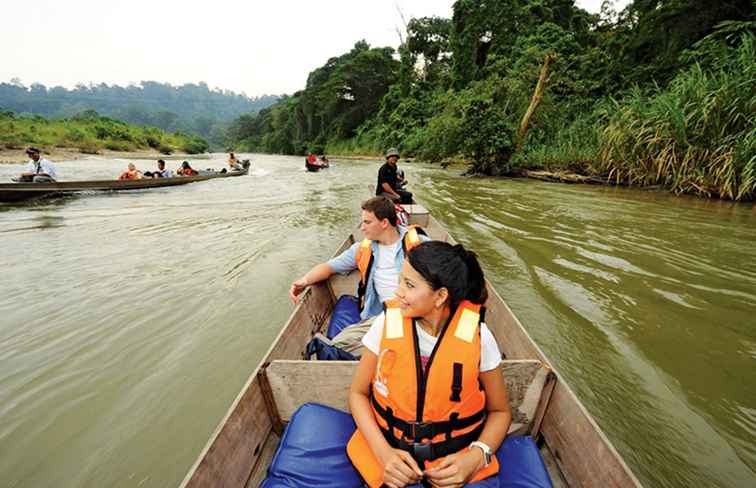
xmin=118 ymin=163 xmax=142 ymax=180
xmin=228 ymin=152 xmax=243 ymax=172
xmin=290 ymin=197 xmax=430 ymax=356
xmin=307 ymin=153 xmax=318 ymax=165
xmin=347 ymin=241 xmax=511 ymax=488
xmin=144 ymin=159 xmax=172 ymax=178
xmin=16 ymin=147 xmax=57 ymax=182
xmin=319 ymin=155 xmax=330 ymax=167
xmin=177 ymin=161 xmax=198 ymax=176
xmin=376 ymin=148 xmax=412 ymax=204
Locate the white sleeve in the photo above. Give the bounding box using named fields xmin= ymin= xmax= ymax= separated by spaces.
xmin=479 ymin=323 xmax=502 ymax=372
xmin=361 ymin=312 xmax=385 ymax=355
xmin=26 ymin=161 xmax=35 ymax=172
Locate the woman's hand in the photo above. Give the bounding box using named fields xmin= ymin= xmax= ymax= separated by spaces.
xmin=424 ymin=448 xmax=483 ymax=487
xmin=379 ymin=448 xmax=423 ymax=488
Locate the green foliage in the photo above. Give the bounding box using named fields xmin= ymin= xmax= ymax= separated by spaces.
xmin=0 ymin=111 xmax=210 ymax=156
xmin=227 ymin=41 xmax=398 ymax=154
xmin=0 ymin=80 xmax=279 ymax=148
xmin=223 ymin=0 xmax=755 ymax=200
xmin=598 ymin=34 xmax=756 ymax=200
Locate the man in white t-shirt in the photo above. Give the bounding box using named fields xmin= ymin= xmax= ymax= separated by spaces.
xmin=289 ymin=196 xmax=429 ymax=321
xmin=18 ymin=147 xmax=58 ymax=182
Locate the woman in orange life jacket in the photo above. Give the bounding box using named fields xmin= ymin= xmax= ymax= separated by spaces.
xmin=348 ymin=241 xmax=511 ymax=488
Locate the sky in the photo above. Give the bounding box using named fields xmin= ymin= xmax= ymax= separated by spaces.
xmin=2 ymin=0 xmax=630 ymax=98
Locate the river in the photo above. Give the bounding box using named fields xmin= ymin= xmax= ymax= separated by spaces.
xmin=0 ymin=154 xmax=754 ymax=487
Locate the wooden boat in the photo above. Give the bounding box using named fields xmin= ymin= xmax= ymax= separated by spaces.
xmin=0 ymin=161 xmax=250 ymax=203
xmin=180 ymin=204 xmax=643 ymax=488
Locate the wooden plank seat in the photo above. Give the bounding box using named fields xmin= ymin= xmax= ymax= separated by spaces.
xmin=262 ymin=359 xmax=556 ymax=438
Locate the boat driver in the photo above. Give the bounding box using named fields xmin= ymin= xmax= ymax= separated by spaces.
xmin=17 ymin=147 xmax=58 ymax=182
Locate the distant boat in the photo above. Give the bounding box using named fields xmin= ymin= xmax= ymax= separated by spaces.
xmin=0 ymin=161 xmax=250 ymax=203
xmin=305 ymin=158 xmax=329 ymax=172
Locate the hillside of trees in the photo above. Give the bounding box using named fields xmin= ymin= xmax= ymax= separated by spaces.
xmin=0 ymin=80 xmax=278 ymax=147
xmin=227 ymin=0 xmax=755 ymax=200
xmin=1 ymin=109 xmax=209 ymax=155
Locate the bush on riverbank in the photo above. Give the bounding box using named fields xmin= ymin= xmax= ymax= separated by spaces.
xmin=0 ymin=110 xmax=209 ymax=156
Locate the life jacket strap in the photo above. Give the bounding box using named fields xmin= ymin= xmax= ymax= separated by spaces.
xmin=371 ymin=391 xmax=486 ymax=443
xmin=379 ymin=419 xmax=485 ymax=466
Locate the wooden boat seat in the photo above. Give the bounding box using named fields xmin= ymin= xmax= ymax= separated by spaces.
xmin=261 ymin=359 xmax=555 ymax=438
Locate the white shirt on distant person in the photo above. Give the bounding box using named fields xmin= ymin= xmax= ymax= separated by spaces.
xmin=26 ymin=158 xmax=57 ymax=180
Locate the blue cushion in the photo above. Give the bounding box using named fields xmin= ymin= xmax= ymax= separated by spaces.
xmin=260 ymin=403 xmax=363 ymax=488
xmin=492 ymin=436 xmax=553 ymax=488
xmin=261 ymin=403 xmax=552 ymax=488
xmin=326 ymin=295 xmax=362 ymax=339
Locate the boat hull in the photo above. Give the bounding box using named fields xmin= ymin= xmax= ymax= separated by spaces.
xmin=0 ymin=167 xmax=248 ymax=203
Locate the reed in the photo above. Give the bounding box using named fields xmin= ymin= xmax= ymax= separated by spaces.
xmin=597 ymin=34 xmax=756 ymax=200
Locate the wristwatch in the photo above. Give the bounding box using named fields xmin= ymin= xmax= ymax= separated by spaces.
xmin=469 ymin=441 xmax=493 ymax=467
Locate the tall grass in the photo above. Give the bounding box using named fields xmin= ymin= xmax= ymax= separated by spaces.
xmin=597 ymin=34 xmax=756 ymax=200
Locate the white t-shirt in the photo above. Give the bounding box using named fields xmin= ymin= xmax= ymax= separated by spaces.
xmin=372 ymin=241 xmax=401 ymax=304
xmin=362 ymin=312 xmax=502 ymax=372
xmin=26 ymin=158 xmax=57 ymax=180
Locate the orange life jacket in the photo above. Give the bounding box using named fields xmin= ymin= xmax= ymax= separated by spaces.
xmin=118 ymin=170 xmax=138 ymax=180
xmin=354 ymin=225 xmax=425 ymax=310
xmin=347 ymin=300 xmax=499 ymax=487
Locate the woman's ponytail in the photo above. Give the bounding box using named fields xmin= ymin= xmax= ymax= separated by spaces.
xmin=407 ymin=241 xmax=488 ymax=310
xmin=462 ymin=248 xmax=487 ymax=306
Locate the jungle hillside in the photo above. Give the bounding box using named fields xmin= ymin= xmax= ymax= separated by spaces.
xmin=226 ymin=0 xmax=756 ymax=200
xmin=0 ymin=81 xmax=278 ymax=148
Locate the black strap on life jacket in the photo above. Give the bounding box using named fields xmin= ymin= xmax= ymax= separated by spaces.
xmin=356 ymin=251 xmax=374 ymax=310
xmin=370 ymin=391 xmax=485 ymax=444
xmin=450 ymin=363 xmax=463 ymax=402
xmin=378 ymin=416 xmax=485 ymax=467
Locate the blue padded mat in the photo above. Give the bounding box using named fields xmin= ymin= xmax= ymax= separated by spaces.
xmin=261 ymin=403 xmax=552 ymax=488
xmin=326 ymin=295 xmax=362 ymax=339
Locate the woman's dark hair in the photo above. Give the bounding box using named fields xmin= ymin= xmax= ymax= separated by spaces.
xmin=407 ymin=241 xmax=488 ymax=309
xmin=182 ymin=161 xmax=190 ymax=168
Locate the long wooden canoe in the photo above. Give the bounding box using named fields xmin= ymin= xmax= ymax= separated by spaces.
xmin=0 ymin=162 xmax=250 ymax=203
xmin=180 ymin=204 xmax=643 ymax=488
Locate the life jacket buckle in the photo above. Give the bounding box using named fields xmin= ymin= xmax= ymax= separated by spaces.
xmin=410 ymin=442 xmax=433 ymax=465
xmin=406 ymin=421 xmax=434 ymax=442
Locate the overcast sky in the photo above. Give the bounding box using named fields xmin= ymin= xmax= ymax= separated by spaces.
xmin=3 ymin=0 xmax=630 ymax=97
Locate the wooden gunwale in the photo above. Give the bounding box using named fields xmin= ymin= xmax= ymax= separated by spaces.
xmin=180 ymin=206 xmax=642 ymax=488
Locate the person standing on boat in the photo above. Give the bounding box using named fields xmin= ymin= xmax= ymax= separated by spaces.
xmin=289 ymin=196 xmax=429 ymax=323
xmin=376 ymin=148 xmax=412 ymax=204
xmin=347 ymin=241 xmax=511 ymax=488
xmin=17 ymin=147 xmax=57 ymax=182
